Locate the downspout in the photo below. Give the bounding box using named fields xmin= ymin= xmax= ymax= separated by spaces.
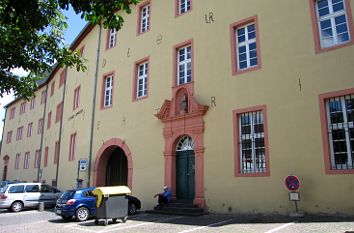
xmin=0 ymin=109 xmax=7 ymax=156
xmin=55 ymin=68 xmax=68 ymax=186
xmin=87 ymin=24 xmax=102 ymax=187
xmin=37 ymin=85 xmax=49 ymax=182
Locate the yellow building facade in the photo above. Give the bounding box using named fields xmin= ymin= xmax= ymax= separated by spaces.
xmin=1 ymin=0 xmax=354 ymax=215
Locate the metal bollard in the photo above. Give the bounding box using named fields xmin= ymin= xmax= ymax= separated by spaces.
xmin=39 ymin=202 xmax=44 ymax=212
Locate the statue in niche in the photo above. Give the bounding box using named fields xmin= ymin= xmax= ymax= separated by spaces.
xmin=181 ymin=94 xmax=188 ymax=114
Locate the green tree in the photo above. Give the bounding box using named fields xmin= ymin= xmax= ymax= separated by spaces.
xmin=0 ymin=0 xmax=140 ymax=100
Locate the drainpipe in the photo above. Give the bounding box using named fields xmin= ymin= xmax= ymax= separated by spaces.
xmin=37 ymin=84 xmax=49 ymax=182
xmin=55 ymin=68 xmax=68 ymax=187
xmin=0 ymin=110 xmax=7 ymax=156
xmin=87 ymin=24 xmax=102 ymax=187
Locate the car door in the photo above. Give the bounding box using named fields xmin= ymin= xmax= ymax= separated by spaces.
xmin=24 ymin=184 xmax=40 ymax=207
xmin=40 ymin=184 xmax=57 ymax=206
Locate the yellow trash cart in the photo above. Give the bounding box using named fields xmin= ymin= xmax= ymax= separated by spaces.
xmin=92 ymin=186 xmax=131 ymax=226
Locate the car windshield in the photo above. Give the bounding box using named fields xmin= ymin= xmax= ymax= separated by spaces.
xmin=60 ymin=190 xmax=76 ymax=199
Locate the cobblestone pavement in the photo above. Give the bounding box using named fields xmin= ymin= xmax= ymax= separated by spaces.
xmin=0 ymin=209 xmax=354 ymax=233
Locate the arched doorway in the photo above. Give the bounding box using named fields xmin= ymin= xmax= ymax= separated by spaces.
xmin=93 ymin=138 xmax=133 ymax=188
xmin=2 ymin=156 xmax=9 ymax=181
xmin=106 ymin=147 xmax=128 ymax=186
xmin=176 ymin=135 xmax=195 ymax=200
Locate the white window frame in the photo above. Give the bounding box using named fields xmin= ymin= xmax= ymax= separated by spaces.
xmin=27 ymin=123 xmax=33 ymax=137
xmin=9 ymin=107 xmax=15 ymax=120
xmin=69 ymin=133 xmax=77 ymax=161
xmin=24 ymin=152 xmax=30 ymax=169
xmin=108 ymin=28 xmax=117 ymax=48
xmin=140 ymin=4 xmax=150 ymax=33
xmin=137 ymin=62 xmax=148 ymax=98
xmin=235 ymin=23 xmax=258 ymax=71
xmin=30 ymin=97 xmax=35 ymax=109
xmin=20 ymin=102 xmax=26 ymax=114
xmin=34 ymin=150 xmax=41 ymax=168
xmin=178 ymin=0 xmax=191 ymax=15
xmin=15 ymin=153 xmax=20 ymax=170
xmin=16 ymin=127 xmax=23 ymax=141
xmin=316 ymin=0 xmax=350 ymax=48
xmin=177 ymin=45 xmax=192 ymax=85
xmin=6 ymin=131 xmax=12 ymax=144
xmin=74 ymin=86 xmax=80 ymax=110
xmin=104 ymin=75 xmax=113 ymax=108
xmin=238 ymin=110 xmax=266 ymax=174
xmin=325 ymin=94 xmax=353 ymax=170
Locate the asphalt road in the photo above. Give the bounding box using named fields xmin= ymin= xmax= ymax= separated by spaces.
xmin=0 ymin=208 xmax=354 ymax=233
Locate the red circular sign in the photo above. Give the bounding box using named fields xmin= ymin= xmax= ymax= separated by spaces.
xmin=284 ymin=175 xmax=300 ymax=191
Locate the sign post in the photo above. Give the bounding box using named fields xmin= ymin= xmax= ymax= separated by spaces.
xmin=284 ymin=175 xmax=303 ymax=217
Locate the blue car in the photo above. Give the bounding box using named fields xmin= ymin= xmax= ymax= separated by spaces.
xmin=55 ymin=187 xmax=141 ymax=221
xmin=55 ymin=187 xmax=96 ymax=221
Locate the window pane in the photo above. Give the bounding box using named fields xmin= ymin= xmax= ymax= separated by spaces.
xmin=250 ymin=58 xmax=258 ymax=66
xmin=333 ymin=2 xmax=344 ymax=12
xmin=320 ymin=19 xmax=331 ymax=30
xmin=239 ymin=61 xmax=247 ymax=69
xmin=317 ymin=0 xmax=329 ymax=9
xmin=338 ymin=32 xmax=349 ymax=43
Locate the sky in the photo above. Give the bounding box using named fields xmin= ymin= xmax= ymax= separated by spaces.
xmin=0 ymin=7 xmax=87 ymax=140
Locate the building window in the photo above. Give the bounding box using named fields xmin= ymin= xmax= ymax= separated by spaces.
xmin=44 ymin=147 xmax=49 ymax=167
xmin=319 ymin=89 xmax=354 ymax=173
xmin=79 ymin=46 xmax=85 ymax=57
xmin=73 ymin=86 xmax=81 ymax=110
xmin=59 ymin=69 xmax=66 ymax=88
xmin=134 ymin=58 xmax=149 ymax=100
xmin=107 ymin=29 xmax=117 ymax=49
xmin=6 ymin=131 xmax=12 ymax=144
xmin=177 ymin=44 xmax=192 ymax=85
xmin=9 ymin=107 xmax=16 ymax=120
xmin=19 ymin=102 xmax=26 ymax=115
xmin=41 ymin=90 xmax=47 ymax=105
xmin=15 ymin=153 xmax=20 ymax=170
xmin=27 ymin=122 xmax=33 ymax=137
xmin=230 ymin=16 xmax=261 ymax=75
xmin=50 ymin=81 xmax=55 ymax=97
xmin=54 ymin=141 xmax=59 ymax=165
xmin=47 ymin=111 xmax=52 ymax=129
xmin=24 ymin=152 xmax=30 ymax=169
xmin=30 ymin=97 xmax=35 ymax=110
xmin=34 ymin=150 xmax=41 ymax=168
xmin=177 ymin=0 xmax=191 ymax=16
xmin=233 ymin=105 xmax=270 ymax=177
xmin=69 ymin=133 xmax=77 ymax=161
xmin=310 ymin=0 xmax=354 ymax=52
xmin=102 ymin=74 xmax=114 ymax=109
xmin=38 ymin=118 xmax=44 ymax=134
xmin=138 ymin=1 xmax=150 ymax=34
xmin=16 ymin=126 xmax=23 ymax=141
xmin=56 ymin=102 xmax=63 ymax=123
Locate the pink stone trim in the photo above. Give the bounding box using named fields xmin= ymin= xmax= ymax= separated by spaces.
xmin=175 ymin=0 xmax=193 ymax=17
xmin=230 ymin=15 xmax=262 ymax=76
xmin=318 ymin=87 xmax=354 ymax=174
xmin=132 ymin=56 xmax=150 ymax=102
xmin=93 ymin=138 xmax=133 ymax=189
xmin=137 ymin=0 xmax=152 ymax=36
xmin=309 ymin=0 xmax=354 ymax=53
xmin=233 ymin=105 xmax=270 ymax=177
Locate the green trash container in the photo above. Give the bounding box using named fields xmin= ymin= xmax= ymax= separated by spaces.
xmin=92 ymin=186 xmax=131 ymax=226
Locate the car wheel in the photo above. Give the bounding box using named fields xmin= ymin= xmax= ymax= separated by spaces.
xmin=75 ymin=207 xmax=89 ymax=221
xmin=128 ymin=203 xmax=137 ymax=215
xmin=11 ymin=201 xmax=23 ymax=212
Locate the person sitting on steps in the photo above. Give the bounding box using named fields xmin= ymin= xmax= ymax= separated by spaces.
xmin=153 ymin=186 xmax=172 ymax=208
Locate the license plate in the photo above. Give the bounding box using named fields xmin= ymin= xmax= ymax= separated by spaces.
xmin=56 ymin=209 xmax=61 ymax=214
